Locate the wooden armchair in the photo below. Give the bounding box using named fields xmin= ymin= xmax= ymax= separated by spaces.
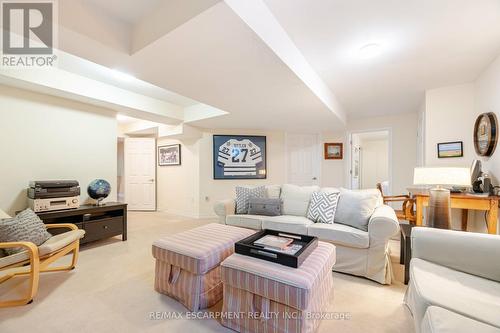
xmin=0 ymin=223 xmax=85 ymax=307
xmin=376 ymin=182 xmax=416 ymax=223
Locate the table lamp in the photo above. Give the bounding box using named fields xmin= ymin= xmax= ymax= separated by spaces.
xmin=0 ymin=208 xmax=10 ymax=219
xmin=413 ymin=167 xmax=471 ymax=229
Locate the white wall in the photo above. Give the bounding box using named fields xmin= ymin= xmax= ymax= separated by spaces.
xmin=154 ymin=113 xmax=418 ymax=218
xmin=424 ymin=83 xmax=476 ymax=167
xmin=0 ymin=85 xmax=117 ymax=215
xmin=156 ymin=129 xmax=287 ymax=218
xmin=422 ymin=56 xmax=500 ymax=233
xmin=198 ymin=129 xmax=287 ymax=218
xmin=360 ymin=139 xmax=389 ymax=189
xmin=475 ymin=55 xmax=500 ymax=186
xmin=347 ymin=113 xmax=418 ymax=195
xmin=321 ymin=132 xmax=345 ymax=187
xmin=156 ymin=137 xmax=200 ymax=218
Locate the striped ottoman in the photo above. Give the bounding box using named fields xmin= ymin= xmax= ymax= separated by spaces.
xmin=220 ymin=242 xmax=336 ymax=333
xmin=152 ymin=223 xmax=255 ymax=311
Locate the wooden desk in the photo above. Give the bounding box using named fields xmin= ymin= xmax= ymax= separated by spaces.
xmin=412 ymin=192 xmax=499 ymax=234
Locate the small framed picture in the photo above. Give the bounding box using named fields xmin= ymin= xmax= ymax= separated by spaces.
xmin=324 ymin=143 xmax=343 ymax=160
xmin=158 ymin=144 xmax=181 ymax=166
xmin=437 ymin=141 xmax=463 ymax=158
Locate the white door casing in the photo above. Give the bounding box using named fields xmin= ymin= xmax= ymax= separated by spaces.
xmin=124 ymin=138 xmax=156 ymax=211
xmin=286 ymin=133 xmax=320 ymax=186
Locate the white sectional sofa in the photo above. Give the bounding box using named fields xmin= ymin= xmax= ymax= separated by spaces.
xmin=405 ymin=227 xmax=500 ymax=333
xmin=214 ymin=184 xmax=400 ymax=284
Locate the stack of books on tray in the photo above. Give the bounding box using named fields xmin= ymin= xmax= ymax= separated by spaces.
xmin=253 ymin=235 xmax=303 ymax=255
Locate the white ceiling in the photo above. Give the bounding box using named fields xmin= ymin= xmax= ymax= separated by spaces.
xmin=83 ymin=0 xmax=163 ymax=24
xmin=265 ymin=0 xmax=500 ymax=118
xmin=9 ymin=0 xmax=500 ymax=131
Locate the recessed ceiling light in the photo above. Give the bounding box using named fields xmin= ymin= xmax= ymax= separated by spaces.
xmin=359 ymin=43 xmax=381 ymax=59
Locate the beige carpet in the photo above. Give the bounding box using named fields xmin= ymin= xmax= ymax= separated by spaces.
xmin=0 ymin=212 xmax=414 ymax=332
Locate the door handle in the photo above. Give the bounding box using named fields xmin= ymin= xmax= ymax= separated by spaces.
xmin=312 ymin=177 xmax=317 ymax=180
xmin=149 ymin=179 xmax=155 ymax=182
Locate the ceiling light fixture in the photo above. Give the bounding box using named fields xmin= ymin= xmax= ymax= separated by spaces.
xmin=359 ymin=43 xmax=381 ymax=59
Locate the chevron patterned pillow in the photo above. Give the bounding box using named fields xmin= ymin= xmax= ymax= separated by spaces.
xmin=307 ymin=191 xmax=340 ymax=224
xmin=235 ymin=185 xmax=267 ymax=214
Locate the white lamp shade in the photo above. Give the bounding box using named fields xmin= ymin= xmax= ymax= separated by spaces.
xmin=0 ymin=208 xmax=11 ymax=219
xmin=413 ymin=167 xmax=471 ymax=186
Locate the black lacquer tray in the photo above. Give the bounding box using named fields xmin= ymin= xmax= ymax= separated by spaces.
xmin=235 ymin=229 xmax=318 ymax=268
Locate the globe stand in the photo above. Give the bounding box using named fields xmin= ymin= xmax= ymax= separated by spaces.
xmin=95 ymin=198 xmax=105 ymax=206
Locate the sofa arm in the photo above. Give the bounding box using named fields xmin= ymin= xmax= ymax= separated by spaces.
xmin=368 ymin=205 xmax=399 ymax=240
xmin=213 ymin=199 xmax=236 ymax=223
xmin=412 ymin=227 xmax=500 ymax=282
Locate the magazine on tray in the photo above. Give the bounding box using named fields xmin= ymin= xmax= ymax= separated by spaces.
xmin=253 ymin=235 xmax=293 ymax=250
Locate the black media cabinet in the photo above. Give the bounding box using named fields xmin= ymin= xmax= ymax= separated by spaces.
xmin=36 ymin=202 xmax=127 ymax=245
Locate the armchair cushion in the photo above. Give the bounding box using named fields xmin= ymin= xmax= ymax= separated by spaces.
xmin=0 ymin=209 xmax=52 ymax=255
xmin=0 ymin=229 xmax=84 ymax=269
xmin=422 ymin=306 xmax=500 ymax=333
xmin=408 ymin=258 xmax=500 ymax=329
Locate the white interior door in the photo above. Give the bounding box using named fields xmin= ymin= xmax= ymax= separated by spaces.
xmin=124 ymin=138 xmax=156 ymax=211
xmin=287 ymin=134 xmax=320 ymax=186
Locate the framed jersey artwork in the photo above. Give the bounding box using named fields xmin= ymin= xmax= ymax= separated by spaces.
xmin=213 ymin=135 xmax=267 ymax=179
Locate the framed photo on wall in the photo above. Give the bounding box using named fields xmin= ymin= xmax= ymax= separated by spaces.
xmin=437 ymin=141 xmax=463 ymax=158
xmin=213 ymin=135 xmax=267 ymax=179
xmin=158 ymin=144 xmax=181 ymax=166
xmin=324 ymin=143 xmax=343 ymax=160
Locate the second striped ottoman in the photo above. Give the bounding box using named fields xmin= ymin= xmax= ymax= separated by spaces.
xmin=220 ymin=241 xmax=336 ymax=333
xmin=152 ymin=223 xmax=255 ymax=311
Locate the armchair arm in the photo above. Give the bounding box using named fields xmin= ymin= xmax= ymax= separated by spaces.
xmin=45 ymin=223 xmax=79 ymax=231
xmin=368 ymin=205 xmax=400 ymax=240
xmin=214 ymin=199 xmax=235 ymax=217
xmin=0 ymin=241 xmax=39 ymax=266
xmin=412 ymin=227 xmax=500 ymax=282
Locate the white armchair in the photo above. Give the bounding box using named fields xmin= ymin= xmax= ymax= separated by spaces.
xmin=405 ymin=227 xmax=500 ymax=332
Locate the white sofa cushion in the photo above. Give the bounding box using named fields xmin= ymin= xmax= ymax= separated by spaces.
xmin=280 ymin=184 xmax=319 ymax=217
xmin=408 ymin=258 xmax=500 ymax=329
xmin=226 ymin=214 xmax=263 ymax=230
xmin=422 ymin=306 xmax=500 ymax=333
xmin=307 ymin=223 xmax=369 ymax=249
xmin=261 ymin=215 xmax=314 ymax=235
xmin=334 ymin=188 xmax=381 ymax=231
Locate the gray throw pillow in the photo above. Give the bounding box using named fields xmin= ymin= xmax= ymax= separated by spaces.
xmin=0 ymin=209 xmax=52 ymax=255
xmin=334 ymin=188 xmax=381 ymax=231
xmin=307 ymin=191 xmax=340 ymax=224
xmin=235 ymin=186 xmax=267 ymax=214
xmin=247 ymin=198 xmax=282 ymax=216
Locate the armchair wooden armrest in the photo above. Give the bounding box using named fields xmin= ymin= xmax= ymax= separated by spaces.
xmin=45 ymin=223 xmax=79 ymax=231
xmin=0 ymin=241 xmax=39 ymax=256
xmin=0 ymin=241 xmax=40 ymax=307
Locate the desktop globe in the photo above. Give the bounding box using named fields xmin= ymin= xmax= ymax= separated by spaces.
xmin=87 ymin=179 xmax=111 ymax=206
